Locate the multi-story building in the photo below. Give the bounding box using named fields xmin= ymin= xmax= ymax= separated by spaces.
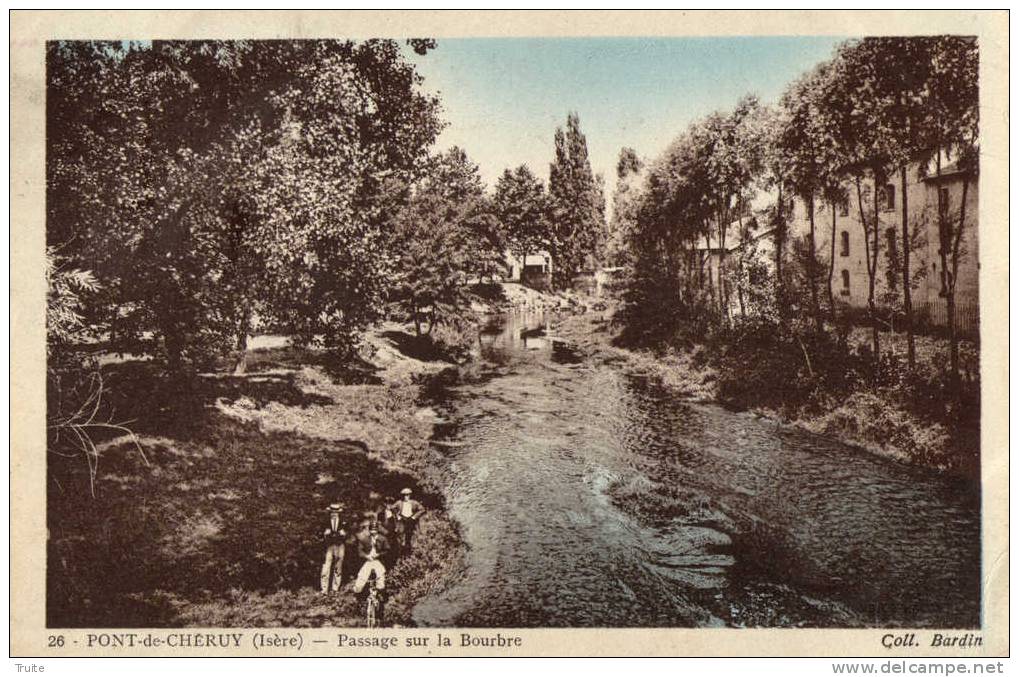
xmin=781 ymin=158 xmax=979 ymax=334
xmin=693 ymin=157 xmax=979 ymax=334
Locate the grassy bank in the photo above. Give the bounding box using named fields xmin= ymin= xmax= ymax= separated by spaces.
xmin=47 ymin=325 xmax=468 ymax=628
xmin=555 ymin=310 xmax=718 ymax=400
xmin=791 ymin=328 xmax=980 ymax=476
xmin=555 ymin=306 xmax=980 ymax=479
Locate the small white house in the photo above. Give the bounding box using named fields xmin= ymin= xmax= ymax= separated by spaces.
xmin=504 ymin=251 xmax=553 ymax=288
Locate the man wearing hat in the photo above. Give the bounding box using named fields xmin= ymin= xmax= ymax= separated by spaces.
xmin=389 ymin=487 xmax=426 ymax=553
xmin=353 ymin=521 xmax=390 ymax=596
xmin=357 ymin=507 xmax=389 ymax=537
xmin=320 ymin=503 xmax=347 ymax=595
xmin=376 ymin=494 xmax=397 ymax=537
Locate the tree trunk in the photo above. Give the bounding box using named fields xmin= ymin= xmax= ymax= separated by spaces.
xmin=947 ymin=177 xmax=970 ymax=395
xmin=900 ymin=165 xmax=915 ymax=369
xmin=160 ymin=318 xmax=197 ymax=419
xmin=947 ymin=292 xmax=959 ymax=391
xmin=412 ymin=298 xmax=422 ymax=337
xmin=717 ymin=213 xmax=728 ymax=323
xmin=870 ymin=173 xmax=881 ymax=360
xmin=704 ymin=232 xmax=714 ymax=306
xmin=697 ymin=246 xmax=705 ymax=290
xmin=807 ymin=194 xmax=822 ymax=334
xmin=232 ymin=334 xmax=248 ymax=375
xmin=775 ymin=184 xmax=785 ymax=314
xmin=737 ymin=214 xmax=746 ymax=319
xmin=109 ymin=304 xmax=119 ymax=356
xmin=162 ymin=319 xmax=185 ymax=377
xmin=232 ymin=308 xmax=251 ymax=375
xmin=827 ymin=202 xmax=837 ymax=325
xmin=855 ymin=175 xmax=880 ymax=362
xmin=686 ymin=247 xmax=696 ymax=302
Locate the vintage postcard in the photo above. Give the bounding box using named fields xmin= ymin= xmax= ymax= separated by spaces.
xmin=10 ymin=10 xmax=1009 ymax=658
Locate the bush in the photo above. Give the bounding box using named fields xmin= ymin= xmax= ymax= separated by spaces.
xmin=614 ymin=272 xmax=717 ymax=351
xmin=426 ymin=318 xmax=477 ymax=364
xmin=712 ymin=318 xmax=867 ymax=415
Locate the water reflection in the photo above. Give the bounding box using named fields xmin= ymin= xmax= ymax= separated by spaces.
xmin=478 ymin=311 xmax=553 ymax=360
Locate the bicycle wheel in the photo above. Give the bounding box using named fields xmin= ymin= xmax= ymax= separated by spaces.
xmin=366 ymin=583 xmax=378 ymax=629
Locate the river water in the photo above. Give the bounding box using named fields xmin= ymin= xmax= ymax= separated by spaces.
xmin=412 ymin=311 xmax=981 ymax=628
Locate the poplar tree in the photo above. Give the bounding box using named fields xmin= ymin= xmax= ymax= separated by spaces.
xmin=547 ymin=112 xmax=607 ymax=290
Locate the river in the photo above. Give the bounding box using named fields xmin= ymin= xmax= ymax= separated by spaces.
xmin=412 ymin=311 xmax=981 ymax=628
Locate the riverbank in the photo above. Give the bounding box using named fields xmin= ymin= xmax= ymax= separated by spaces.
xmin=554 ymin=310 xmax=719 ymax=401
xmin=554 ymin=307 xmax=979 ymax=479
xmin=47 ymin=326 xmax=472 ymax=628
xmin=47 ymin=281 xmax=581 ymax=628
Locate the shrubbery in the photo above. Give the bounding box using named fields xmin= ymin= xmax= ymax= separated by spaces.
xmin=422 ymin=316 xmax=478 ymax=364
xmin=614 ymin=275 xmax=980 ymax=475
xmin=710 ymin=318 xmax=980 ymax=474
xmin=614 ymin=273 xmax=718 ymax=351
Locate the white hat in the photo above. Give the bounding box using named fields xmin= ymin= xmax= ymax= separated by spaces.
xmin=401 ymin=488 xmax=412 ymax=496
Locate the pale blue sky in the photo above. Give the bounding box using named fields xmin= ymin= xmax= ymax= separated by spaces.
xmin=409 ymin=36 xmax=848 ymax=193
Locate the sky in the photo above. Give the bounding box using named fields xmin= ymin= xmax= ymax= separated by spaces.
xmin=408 ymin=36 xmax=848 ymax=195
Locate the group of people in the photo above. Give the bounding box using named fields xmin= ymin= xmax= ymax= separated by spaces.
xmin=319 ymin=487 xmax=427 ymax=604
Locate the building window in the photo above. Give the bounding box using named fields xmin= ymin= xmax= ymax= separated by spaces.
xmin=884 ymin=184 xmax=896 ymax=211
xmin=841 ymin=270 xmax=850 ymax=296
xmin=885 ymin=228 xmax=898 ymax=290
xmin=840 ymin=231 xmax=850 ymax=257
xmin=839 ymin=200 xmax=849 ymax=217
xmin=885 ymin=227 xmax=897 ymax=253
xmin=939 ymin=187 xmax=950 ymax=214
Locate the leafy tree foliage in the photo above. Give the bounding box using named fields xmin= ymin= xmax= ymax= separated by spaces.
xmin=617 ymin=35 xmax=978 ymax=401
xmin=46 ymin=246 xmax=100 ymax=358
xmin=773 ymin=63 xmax=846 ymax=333
xmin=810 ymin=36 xmax=977 ymax=378
xmin=606 ymin=148 xmax=644 ymax=267
xmin=493 ymin=165 xmax=549 ymax=269
xmin=616 ymin=146 xmax=642 ymax=179
xmin=47 ymin=39 xmax=443 ymax=372
xmin=389 ymin=147 xmax=497 ymax=341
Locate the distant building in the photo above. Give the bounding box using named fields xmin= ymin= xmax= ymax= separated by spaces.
xmin=504 ymin=251 xmax=553 ymax=290
xmin=782 ymin=156 xmax=979 ymax=334
xmin=687 ymin=156 xmax=978 ymax=334
xmin=695 ymin=216 xmax=776 ymax=312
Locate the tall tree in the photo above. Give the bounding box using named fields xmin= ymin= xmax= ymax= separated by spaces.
xmin=615 ymin=125 xmax=718 ymax=342
xmin=493 ymin=165 xmax=549 ymax=272
xmin=833 ymin=37 xmax=941 ymax=368
xmin=547 ymin=112 xmax=606 ymax=290
xmin=819 ymin=40 xmax=895 ymax=360
xmin=701 ymin=96 xmax=767 ymax=322
xmin=775 ymin=64 xmax=844 ymax=334
xmin=915 ymin=37 xmax=979 ymax=390
xmin=607 ymin=148 xmax=644 ymax=267
xmin=616 ymin=146 xmax=642 ymax=178
xmin=389 ymin=147 xmax=492 ymax=337
xmin=759 ymin=105 xmax=794 ymax=318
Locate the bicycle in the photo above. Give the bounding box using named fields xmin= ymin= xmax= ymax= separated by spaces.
xmin=365 ymin=572 xmax=381 ymax=629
